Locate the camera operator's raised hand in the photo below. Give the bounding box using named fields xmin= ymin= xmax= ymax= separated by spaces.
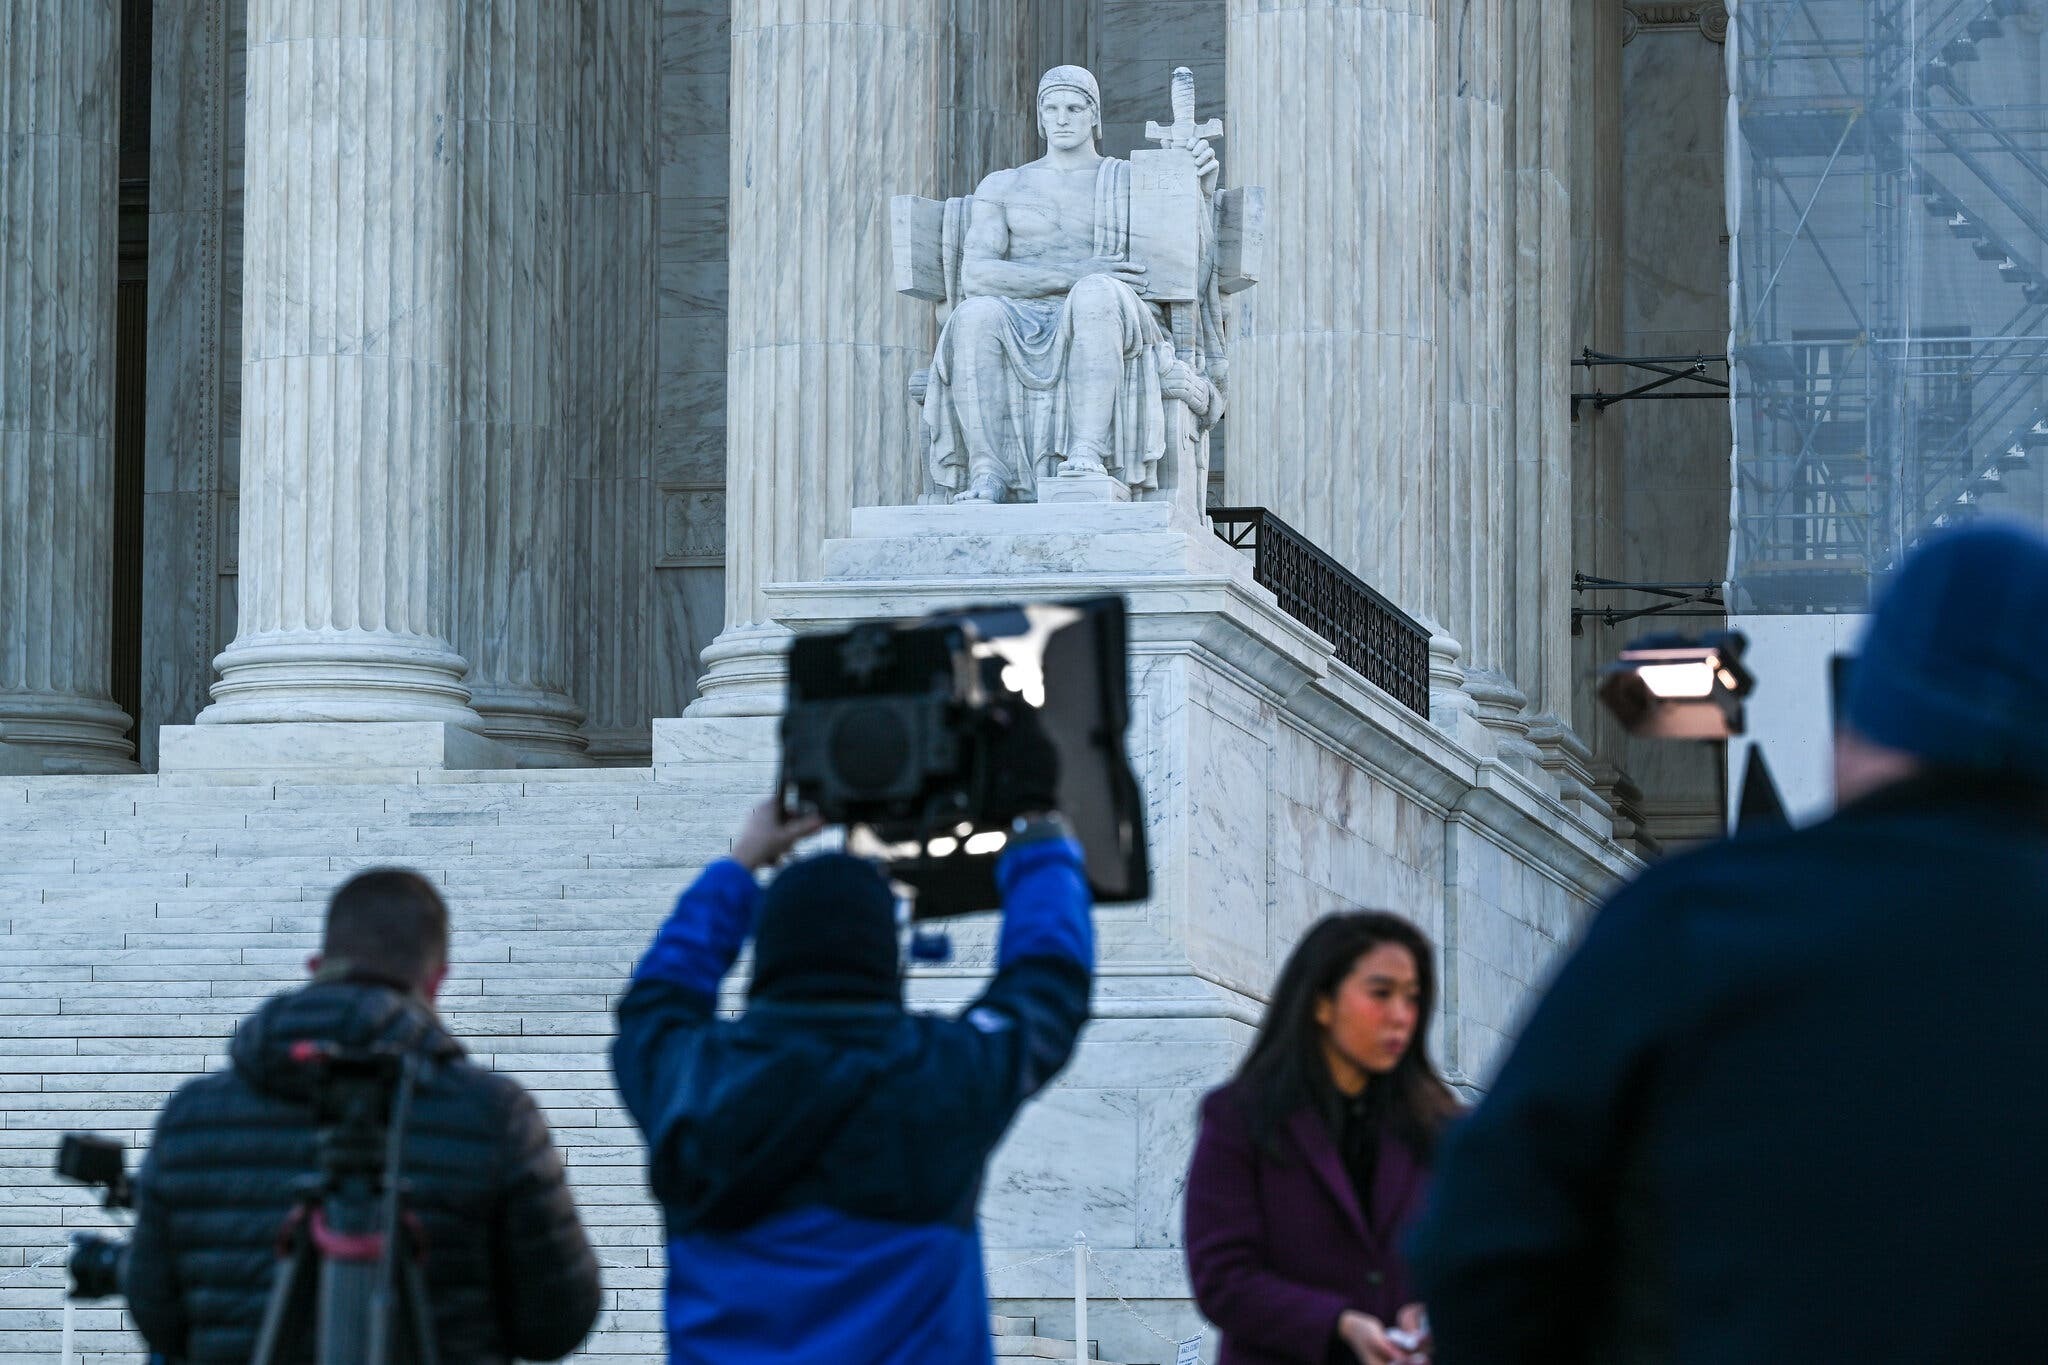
xmin=731 ymin=799 xmax=826 ymax=871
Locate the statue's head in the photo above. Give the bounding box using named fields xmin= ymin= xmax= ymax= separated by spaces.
xmin=1036 ymin=65 xmax=1101 ymax=151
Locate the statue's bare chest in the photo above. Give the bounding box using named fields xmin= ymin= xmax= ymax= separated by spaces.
xmin=998 ymin=170 xmax=1101 ymax=260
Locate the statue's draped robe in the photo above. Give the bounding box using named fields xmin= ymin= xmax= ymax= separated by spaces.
xmin=922 ymin=158 xmax=1171 ymax=497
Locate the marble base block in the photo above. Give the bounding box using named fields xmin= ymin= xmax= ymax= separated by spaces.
xmin=0 ymin=740 xmax=45 ymax=776
xmin=158 ymin=722 xmax=518 ymax=774
xmin=652 ymin=715 xmax=781 ymax=789
xmin=1037 ymin=469 xmax=1131 ymax=504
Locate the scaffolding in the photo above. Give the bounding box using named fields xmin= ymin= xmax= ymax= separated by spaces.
xmin=1730 ymin=0 xmax=2048 ymax=613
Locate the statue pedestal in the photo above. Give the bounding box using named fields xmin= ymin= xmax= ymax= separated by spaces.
xmin=657 ymin=500 xmax=1633 ymax=1321
xmin=1039 ymin=468 xmax=1131 ymax=504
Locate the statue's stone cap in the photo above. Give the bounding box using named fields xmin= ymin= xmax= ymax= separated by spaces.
xmin=1037 ymin=64 xmax=1100 ymax=115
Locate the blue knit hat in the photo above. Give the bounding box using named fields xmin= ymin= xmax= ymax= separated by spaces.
xmin=1843 ymin=520 xmax=2048 ymax=774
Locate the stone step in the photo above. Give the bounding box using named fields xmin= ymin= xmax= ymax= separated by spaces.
xmin=992 ymin=1336 xmax=1114 ymax=1363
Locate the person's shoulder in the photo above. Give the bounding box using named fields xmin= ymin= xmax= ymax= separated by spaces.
xmin=153 ymin=1066 xmax=245 ymax=1130
xmin=1196 ymin=1078 xmax=1253 ymax=1130
xmin=1603 ymin=821 xmax=1808 ymax=912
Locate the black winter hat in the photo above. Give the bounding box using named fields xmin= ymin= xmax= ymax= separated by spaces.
xmin=748 ymin=853 xmax=901 ymax=1004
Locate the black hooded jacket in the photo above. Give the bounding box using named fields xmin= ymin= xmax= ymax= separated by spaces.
xmin=124 ymin=980 xmax=602 ymax=1364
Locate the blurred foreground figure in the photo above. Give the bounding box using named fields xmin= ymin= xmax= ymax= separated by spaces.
xmin=1412 ymin=522 xmax=2048 ymax=1363
xmin=611 ymin=791 xmax=1093 ymax=1364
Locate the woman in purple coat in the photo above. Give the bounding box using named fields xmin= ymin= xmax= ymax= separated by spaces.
xmin=1184 ymin=912 xmax=1459 ymax=1365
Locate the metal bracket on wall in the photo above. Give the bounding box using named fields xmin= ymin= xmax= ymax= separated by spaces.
xmin=1571 ymin=349 xmax=1730 ymax=420
xmin=1571 ymin=575 xmax=1727 ymax=635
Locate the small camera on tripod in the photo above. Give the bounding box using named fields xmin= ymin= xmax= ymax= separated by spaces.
xmin=55 ymin=1132 xmax=131 ymax=1301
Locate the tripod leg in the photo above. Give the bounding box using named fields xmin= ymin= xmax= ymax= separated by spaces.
xmin=397 ymin=1247 xmax=441 ymax=1365
xmin=249 ymin=1229 xmax=318 ymax=1365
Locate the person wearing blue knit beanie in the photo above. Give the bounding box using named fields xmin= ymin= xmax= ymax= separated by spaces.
xmin=1836 ymin=519 xmax=2048 ymax=803
xmin=1413 ymin=520 xmax=2048 ymax=1363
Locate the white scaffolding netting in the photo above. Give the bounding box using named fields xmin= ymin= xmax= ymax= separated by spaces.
xmin=1729 ymin=0 xmax=2048 ymax=613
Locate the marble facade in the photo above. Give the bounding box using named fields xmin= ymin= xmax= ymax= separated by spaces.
xmin=0 ymin=0 xmax=1736 ymax=1358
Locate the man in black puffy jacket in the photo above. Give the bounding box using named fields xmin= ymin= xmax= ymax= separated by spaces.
xmin=124 ymin=869 xmax=602 ymax=1363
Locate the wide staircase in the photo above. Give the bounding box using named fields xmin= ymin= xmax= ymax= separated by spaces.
xmin=0 ymin=765 xmax=1184 ymax=1362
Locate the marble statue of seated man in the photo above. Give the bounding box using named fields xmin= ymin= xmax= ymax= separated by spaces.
xmin=922 ymin=65 xmax=1218 ymax=504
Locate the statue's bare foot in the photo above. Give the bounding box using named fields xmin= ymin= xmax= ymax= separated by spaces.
xmin=1059 ymin=447 xmax=1107 ymax=477
xmin=953 ymin=474 xmax=1005 ymax=503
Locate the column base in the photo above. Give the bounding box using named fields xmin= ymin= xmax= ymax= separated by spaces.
xmin=1463 ymin=668 xmax=1552 ymax=790
xmin=200 ymin=631 xmax=485 ymax=730
xmin=1589 ymin=760 xmax=1653 ymax=853
xmin=579 ymin=726 xmax=654 ymax=767
xmin=159 ymin=721 xmax=517 ymax=774
xmin=0 ymin=694 xmax=138 ymax=773
xmin=1523 ymin=713 xmax=1614 ymax=839
xmin=468 ymin=684 xmax=594 ymax=767
xmin=1424 ymin=627 xmax=1495 ymax=755
xmin=683 ymin=621 xmax=794 ymax=720
xmin=0 ymin=740 xmax=45 ymax=776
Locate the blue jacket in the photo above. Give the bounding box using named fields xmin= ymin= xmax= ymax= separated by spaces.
xmin=612 ymin=836 xmax=1094 ymax=1365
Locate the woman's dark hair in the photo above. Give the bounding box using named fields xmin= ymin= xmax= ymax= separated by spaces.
xmin=1233 ymin=910 xmax=1459 ymax=1162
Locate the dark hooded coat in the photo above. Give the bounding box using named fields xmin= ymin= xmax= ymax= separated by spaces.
xmin=124 ymin=979 xmax=601 ymax=1364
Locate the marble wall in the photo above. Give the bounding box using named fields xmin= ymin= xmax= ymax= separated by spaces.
xmin=1617 ymin=22 xmax=1731 ymax=844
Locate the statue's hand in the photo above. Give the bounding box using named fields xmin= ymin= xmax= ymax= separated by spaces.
xmin=1190 ymin=139 xmax=1220 ymax=193
xmin=1160 ymin=358 xmax=1214 ymax=419
xmin=1076 ymin=257 xmax=1148 ymax=291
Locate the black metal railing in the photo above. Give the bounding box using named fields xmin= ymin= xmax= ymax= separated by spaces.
xmin=1208 ymin=507 xmax=1432 ymax=719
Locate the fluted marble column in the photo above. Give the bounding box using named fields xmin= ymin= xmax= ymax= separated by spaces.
xmin=567 ymin=0 xmax=657 ymax=761
xmin=1438 ymin=0 xmax=1533 ymax=755
xmin=692 ymin=0 xmax=944 ymax=716
xmin=943 ymin=0 xmax=1034 ymax=195
xmin=0 ymin=0 xmax=136 ymax=773
xmin=1569 ymin=0 xmax=1643 ymax=836
xmin=450 ymin=0 xmax=585 ymax=761
xmin=1223 ymin=0 xmax=1438 ymax=619
xmin=199 ymin=0 xmax=482 ymax=730
xmin=1508 ymin=0 xmax=1601 ymax=811
xmin=1031 ymin=0 xmax=1093 ymax=74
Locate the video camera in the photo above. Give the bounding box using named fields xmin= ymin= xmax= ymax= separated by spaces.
xmin=55 ymin=1132 xmax=131 ymax=1301
xmin=780 ymin=594 xmax=1149 ymax=918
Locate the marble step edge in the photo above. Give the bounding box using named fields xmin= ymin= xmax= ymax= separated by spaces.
xmin=993 ymin=1339 xmax=1120 ymax=1364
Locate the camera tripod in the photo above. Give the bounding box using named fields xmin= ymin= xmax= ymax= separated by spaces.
xmin=249 ymin=1044 xmax=441 ymax=1365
